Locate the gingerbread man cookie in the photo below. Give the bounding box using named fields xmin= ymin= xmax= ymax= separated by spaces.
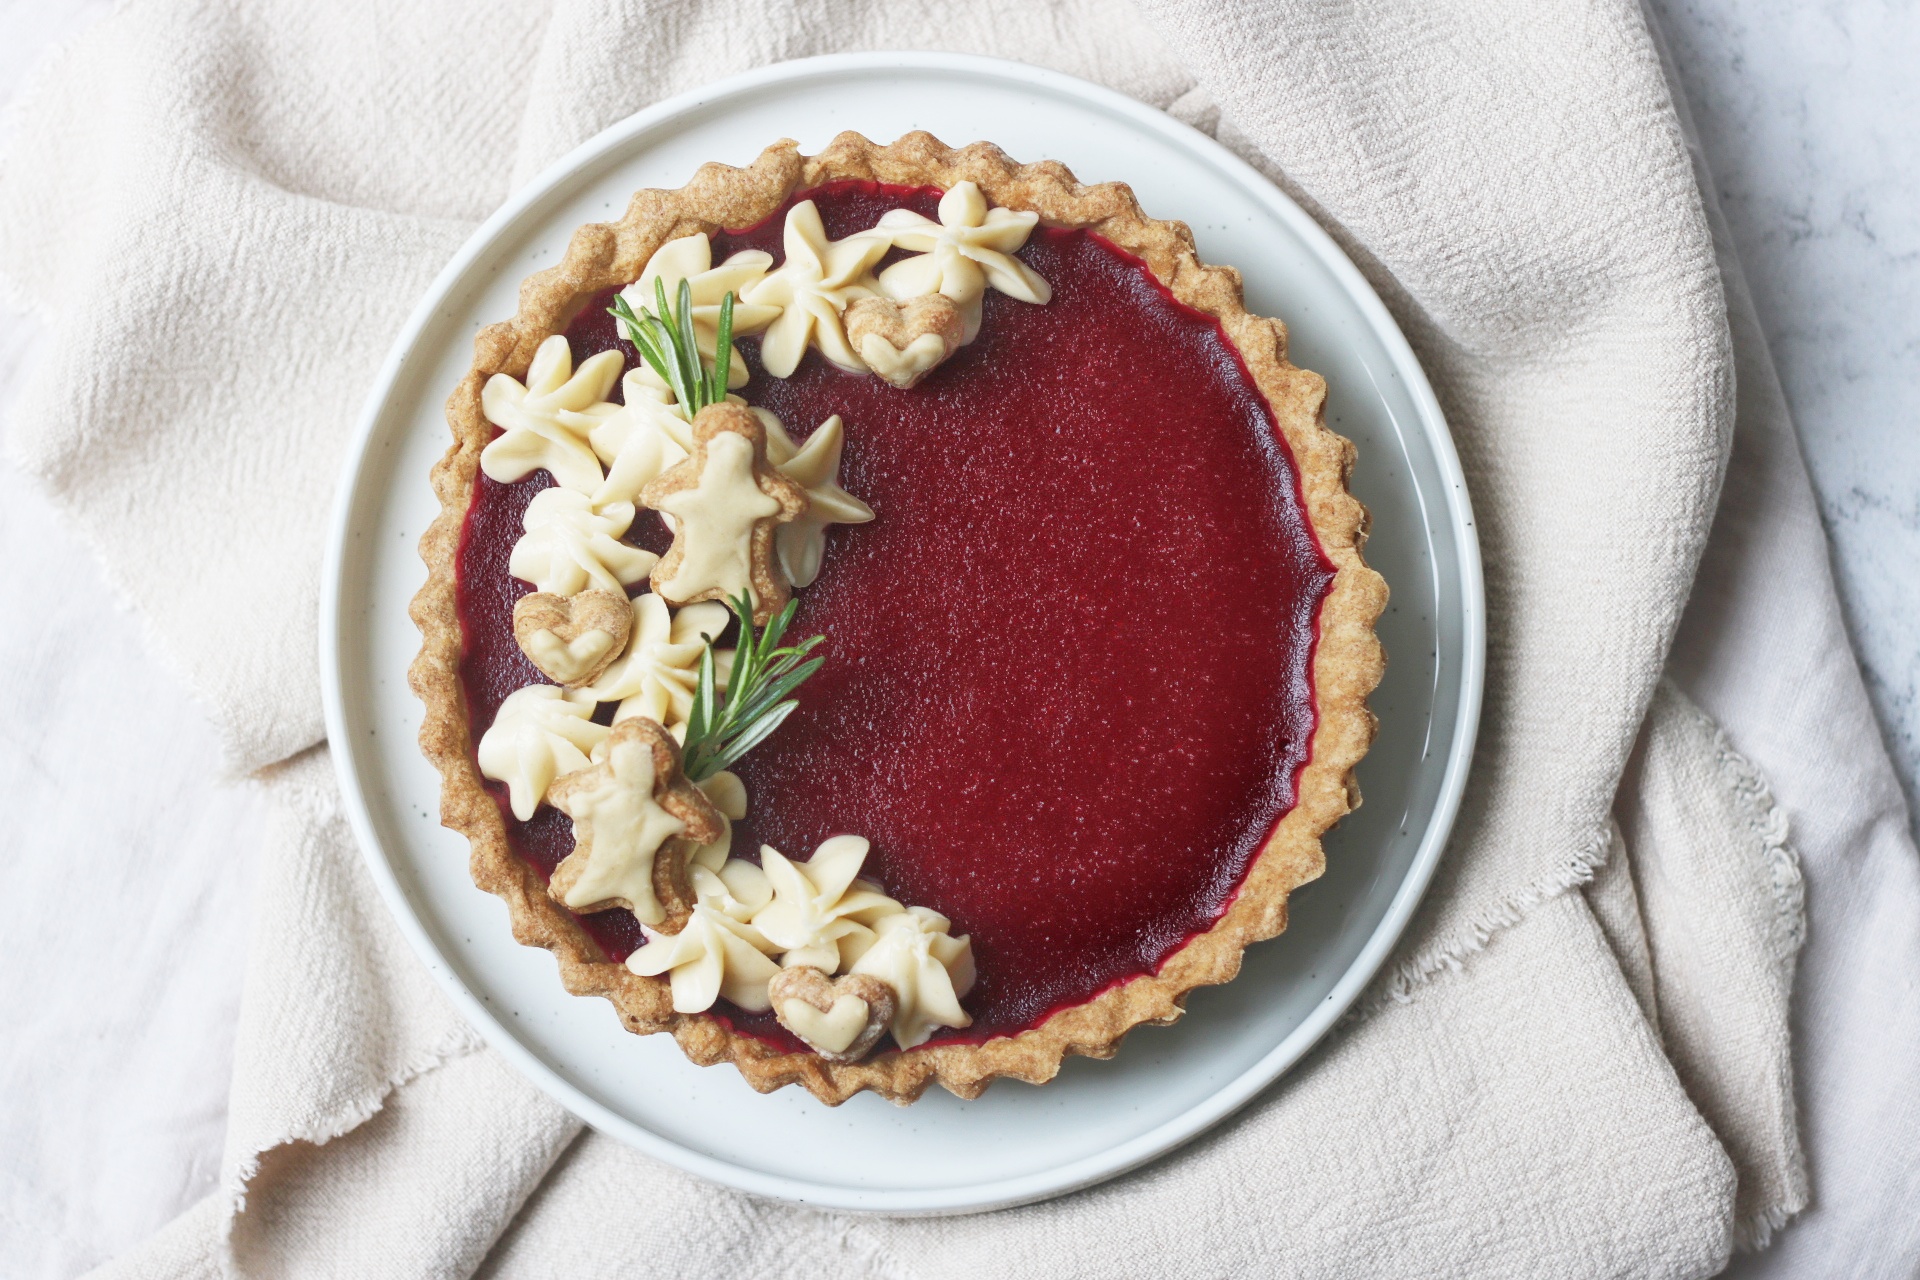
xmin=546 ymin=717 xmax=724 ymax=927
xmin=639 ymin=402 xmax=807 ymax=624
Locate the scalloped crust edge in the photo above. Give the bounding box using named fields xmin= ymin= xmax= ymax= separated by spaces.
xmin=408 ymin=131 xmax=1388 ymax=1106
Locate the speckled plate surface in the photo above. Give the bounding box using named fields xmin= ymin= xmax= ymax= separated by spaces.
xmin=319 ymin=51 xmax=1482 ymax=1214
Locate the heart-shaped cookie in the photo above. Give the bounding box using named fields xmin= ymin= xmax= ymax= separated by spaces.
xmin=768 ymin=966 xmax=897 ymax=1062
xmin=512 ymin=589 xmax=632 ymax=687
xmin=845 ymin=294 xmax=965 ymax=389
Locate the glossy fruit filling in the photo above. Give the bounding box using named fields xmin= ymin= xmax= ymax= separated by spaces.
xmin=457 ymin=182 xmax=1334 ymax=1049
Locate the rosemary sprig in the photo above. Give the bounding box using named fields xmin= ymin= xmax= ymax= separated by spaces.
xmin=608 ymin=278 xmax=735 ymax=416
xmin=681 ymin=589 xmax=825 ymax=782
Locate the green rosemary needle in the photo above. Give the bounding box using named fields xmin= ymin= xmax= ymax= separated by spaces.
xmin=607 ymin=278 xmax=735 ymax=416
xmin=680 ymin=588 xmax=824 ymax=783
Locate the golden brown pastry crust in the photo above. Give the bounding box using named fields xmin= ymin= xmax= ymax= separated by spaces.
xmin=410 ymin=131 xmax=1389 ymax=1106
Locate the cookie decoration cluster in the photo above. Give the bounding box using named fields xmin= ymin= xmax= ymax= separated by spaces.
xmin=470 ymin=183 xmax=1051 ymax=1063
xmin=630 ymin=834 xmax=974 ymax=1056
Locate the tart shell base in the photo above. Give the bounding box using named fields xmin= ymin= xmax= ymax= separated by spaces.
xmin=409 ymin=132 xmax=1388 ymax=1105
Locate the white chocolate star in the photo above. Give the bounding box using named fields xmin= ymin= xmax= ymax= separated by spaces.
xmin=752 ymin=836 xmax=903 ymax=973
xmin=480 ymin=334 xmax=621 ymax=493
xmin=872 ymin=182 xmax=1052 ymax=342
xmin=475 ymin=685 xmax=607 ymax=821
xmin=850 ymin=906 xmax=976 ymax=1049
xmin=761 ymin=413 xmax=875 ymax=588
xmin=508 ymin=486 xmax=657 ymax=596
xmin=580 ymin=594 xmax=734 ymax=739
xmin=741 ymin=200 xmax=890 ymax=377
xmin=619 ymin=233 xmax=781 ymax=395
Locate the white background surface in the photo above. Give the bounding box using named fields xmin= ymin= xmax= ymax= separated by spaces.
xmin=2 ymin=0 xmax=1915 ymax=1273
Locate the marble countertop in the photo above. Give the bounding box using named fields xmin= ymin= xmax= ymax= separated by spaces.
xmin=2 ymin=2 xmax=1915 ymax=1274
xmin=1653 ymin=0 xmax=1920 ymax=813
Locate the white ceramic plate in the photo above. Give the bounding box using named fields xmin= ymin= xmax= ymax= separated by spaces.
xmin=320 ymin=52 xmax=1482 ymax=1215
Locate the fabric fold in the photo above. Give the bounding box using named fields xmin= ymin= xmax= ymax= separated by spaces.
xmin=1584 ymin=820 xmax=1663 ymax=1034
xmin=1646 ymin=10 xmax=1920 ymax=1270
xmin=1618 ymin=682 xmax=1807 ymax=1248
xmin=1141 ymin=0 xmax=1737 ymax=1000
xmin=221 ymin=749 xmax=499 ymax=1202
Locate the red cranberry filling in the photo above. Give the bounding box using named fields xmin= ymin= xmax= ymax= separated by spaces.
xmin=456 ymin=182 xmax=1334 ymax=1049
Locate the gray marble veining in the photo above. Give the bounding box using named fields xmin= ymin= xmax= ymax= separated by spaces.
xmin=1654 ymin=0 xmax=1920 ymax=822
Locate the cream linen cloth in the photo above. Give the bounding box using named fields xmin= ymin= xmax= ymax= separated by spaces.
xmin=4 ymin=0 xmax=1917 ymax=1274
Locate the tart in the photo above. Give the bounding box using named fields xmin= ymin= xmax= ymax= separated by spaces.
xmin=410 ymin=131 xmax=1386 ymax=1106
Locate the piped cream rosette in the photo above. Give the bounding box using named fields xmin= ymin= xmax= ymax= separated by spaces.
xmin=478 ymin=335 xmax=622 ymax=494
xmin=869 ymin=181 xmax=1052 ymax=343
xmin=849 ymin=907 xmax=977 ymax=1051
xmin=740 ymin=200 xmax=891 ymax=377
xmin=753 ymin=836 xmax=900 ymax=971
xmin=578 ymin=595 xmax=733 ymax=740
xmin=617 ymin=233 xmax=780 ymax=394
xmin=475 ymin=685 xmax=607 ymax=822
xmin=628 ymin=858 xmax=782 ymax=1012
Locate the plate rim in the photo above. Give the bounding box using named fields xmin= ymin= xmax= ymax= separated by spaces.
xmin=319 ymin=49 xmax=1484 ymax=1215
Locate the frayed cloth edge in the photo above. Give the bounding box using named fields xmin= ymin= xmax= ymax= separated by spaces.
xmin=1352 ymin=824 xmax=1615 ymax=1022
xmin=1690 ymin=680 xmax=1810 ymax=1244
xmin=220 ymin=1021 xmax=487 ymax=1221
xmin=1735 ymin=1199 xmax=1798 ymax=1254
